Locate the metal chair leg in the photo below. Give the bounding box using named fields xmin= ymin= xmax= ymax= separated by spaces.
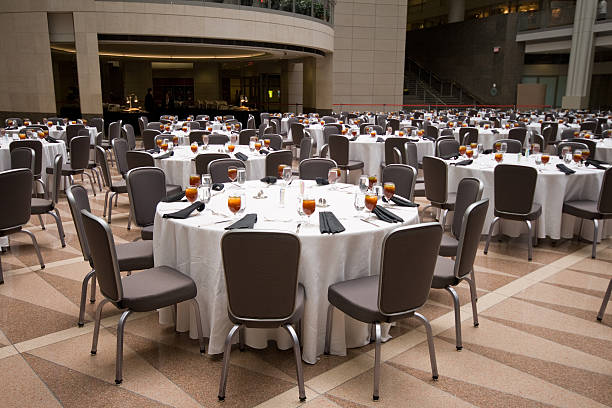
xmin=218 ymin=324 xmax=241 ymax=401
xmin=84 ymin=172 xmax=97 ymax=197
xmin=20 ymin=230 xmax=44 ymax=269
xmin=108 ymin=193 xmax=116 ymax=224
xmin=525 ymin=220 xmax=533 ymax=261
xmin=115 ymin=310 xmax=132 ymax=384
xmin=483 ymin=216 xmax=500 ymax=255
xmin=90 ymin=274 xmax=97 ymax=303
xmin=413 ymin=312 xmax=438 ymax=380
xmin=597 ymin=278 xmax=612 ymax=321
xmin=324 ymin=304 xmax=334 ymax=355
xmin=238 ymin=326 xmax=246 ymax=351
xmin=90 ymin=298 xmax=109 ymax=354
xmin=463 ymin=272 xmax=479 ymax=327
xmin=127 ymin=209 xmax=132 ymax=230
xmin=445 ymin=286 xmax=462 ymax=350
xmin=373 ymin=322 xmax=382 ymax=401
xmin=78 ymin=269 xmax=95 ymax=327
xmin=37 ymin=214 xmax=46 ymax=230
xmin=114 ymin=193 xmax=119 ymax=207
xmin=286 ymin=324 xmax=306 ymax=402
xmin=592 ymin=219 xmax=599 ymax=259
xmin=440 ymin=209 xmax=448 ymax=230
xmin=103 ymin=190 xmax=110 ymax=218
xmin=49 ymin=209 xmax=66 ymax=247
xmin=0 ymin=259 xmax=4 ymax=284
xmin=189 ymin=299 xmax=206 ymax=353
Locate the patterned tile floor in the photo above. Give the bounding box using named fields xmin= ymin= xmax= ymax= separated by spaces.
xmin=0 ymin=165 xmax=611 ymax=408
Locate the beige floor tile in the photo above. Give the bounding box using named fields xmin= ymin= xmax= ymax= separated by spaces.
xmin=0 ymin=354 xmax=62 ymax=408
xmin=514 ymin=282 xmax=608 ymax=313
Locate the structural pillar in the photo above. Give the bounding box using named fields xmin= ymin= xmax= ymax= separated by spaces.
xmin=303 ymin=57 xmax=316 ymax=113
xmin=73 ymin=12 xmax=103 ymax=116
xmin=303 ymin=55 xmax=333 ymax=114
xmin=562 ymin=0 xmax=597 ymax=109
xmin=287 ymin=61 xmax=303 ymax=114
xmin=448 ymin=0 xmax=465 ymax=23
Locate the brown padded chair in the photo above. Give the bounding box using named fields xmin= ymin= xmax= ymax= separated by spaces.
xmin=384 ymin=137 xmax=407 ymax=165
xmin=436 ymin=138 xmax=460 ymax=159
xmin=562 ymin=167 xmax=612 ymax=259
xmin=83 ymin=210 xmax=204 ymax=385
xmin=112 ymin=137 xmax=130 ymax=178
xmin=47 ymin=135 xmax=97 ymax=195
xmin=208 ymin=134 xmax=230 ymax=145
xmin=10 ymin=146 xmax=34 ymax=173
xmin=298 ymin=158 xmax=337 ymax=180
xmin=382 ymin=164 xmax=416 ymax=201
xmin=142 ymin=129 xmax=161 ymax=150
xmin=495 ymin=138 xmax=522 ymax=153
xmin=433 ymin=199 xmax=489 ymax=350
xmin=265 ymin=150 xmax=292 ymax=177
xmin=508 ymin=127 xmax=527 ymax=146
xmin=598 ymin=278 xmax=612 ymax=321
xmin=265 ymin=134 xmax=283 ymax=151
xmin=439 ymin=178 xmax=484 ymax=257
xmin=405 ymin=142 xmax=425 ymax=197
xmin=569 ymin=137 xmax=597 ymax=157
xmin=325 ymin=223 xmax=443 ymax=400
xmin=126 ymin=167 xmax=167 ymax=240
xmin=484 ymin=164 xmax=541 ymax=261
xmin=9 ymin=139 xmax=46 ymax=194
xmin=66 ymin=184 xmax=154 ymax=326
xmin=194 ymin=153 xmax=230 ymax=176
xmin=208 ymin=158 xmax=246 ymax=183
xmin=328 ymin=135 xmax=364 ymax=182
xmin=0 ymin=169 xmax=45 ymax=284
xmin=189 ymin=130 xmax=207 ymax=145
xmin=238 ymin=129 xmax=256 ymax=145
xmin=556 ymin=141 xmax=588 ymax=158
xmin=31 ymin=154 xmax=66 ymax=247
xmin=422 ymin=156 xmax=457 ymax=227
xmin=459 ymin=127 xmax=478 ymax=146
xmin=96 ymin=146 xmax=128 ymax=224
xmin=219 ymin=231 xmax=306 ymax=402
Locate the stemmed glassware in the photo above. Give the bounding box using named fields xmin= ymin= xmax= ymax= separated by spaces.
xmin=358 ymin=175 xmax=368 ymax=193
xmin=301 ymin=193 xmax=316 ymax=225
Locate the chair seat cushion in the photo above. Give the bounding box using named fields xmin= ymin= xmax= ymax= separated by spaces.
xmin=119 ymin=266 xmax=196 ymax=312
xmin=438 ymin=233 xmax=459 ymax=257
xmin=431 ymin=192 xmax=456 ymax=211
xmin=30 ymin=198 xmax=54 ymax=214
xmin=231 ymin=284 xmax=305 ymax=329
xmin=165 ymin=184 xmax=182 ymax=197
xmin=495 ymin=202 xmax=542 ymax=221
xmin=431 ymin=256 xmax=459 ymax=288
xmin=116 ymin=240 xmax=154 ymax=271
xmin=87 ymin=161 xmax=97 ymax=169
xmin=563 ymin=200 xmax=611 ymax=220
xmin=46 ymin=163 xmax=85 ymax=175
xmin=141 ymin=225 xmax=154 ymax=240
xmin=111 ymin=180 xmax=127 ymax=193
xmin=328 ymin=275 xmax=413 ymax=323
xmin=338 ymin=160 xmax=364 ymax=171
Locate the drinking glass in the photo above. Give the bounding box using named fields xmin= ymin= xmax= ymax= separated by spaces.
xmin=254 ymin=141 xmax=262 ymax=151
xmin=564 ymin=152 xmax=573 ymax=165
xmin=500 ymin=142 xmax=508 ymax=154
xmin=368 ymin=175 xmax=377 ymax=189
xmin=383 ymin=182 xmax=395 ymax=201
xmin=541 ymin=154 xmax=550 ymax=166
xmin=494 ymin=152 xmax=503 ymax=163
xmin=354 ymin=192 xmax=365 ymax=214
xmin=249 ymin=140 xmax=255 ymax=152
xmin=237 ymin=168 xmax=247 ymax=185
xmin=494 ymin=142 xmax=502 ymax=152
xmin=365 ymin=192 xmax=378 ymax=213
xmin=202 ymin=135 xmax=209 ymax=148
xmin=328 ymin=168 xmax=339 ymax=185
xmin=532 ymin=143 xmax=540 ymax=154
xmin=185 ymin=187 xmax=198 ymax=203
xmin=534 ymin=154 xmax=542 ymax=169
xmin=161 ymin=140 xmax=169 ymax=151
xmin=191 ymin=143 xmax=198 ymax=154
xmin=228 ymin=166 xmax=238 ymax=182
xmin=466 ymin=149 xmax=474 ymax=159
xmin=230 ymin=134 xmax=237 ymax=144
xmin=172 ymin=135 xmax=179 ymax=146
xmin=477 ymin=143 xmax=484 ymax=155
xmin=264 ymin=139 xmax=271 ymax=148
xmin=302 ymin=194 xmax=316 ymax=224
xmin=581 ymin=149 xmax=590 ymax=161
xmin=358 ymin=175 xmax=369 ymax=193
xmin=282 ymin=166 xmax=292 ymax=184
xmin=228 ymin=194 xmax=242 ymax=216
xmin=573 ymin=150 xmax=582 ymax=166
xmin=189 ymin=174 xmax=201 ymax=187
xmin=227 ymin=144 xmax=235 ymax=153
xmin=199 ymin=185 xmax=211 ymax=206
xmin=278 ymin=164 xmax=288 ymax=179
xmin=202 ymin=174 xmax=212 ymax=188
xmin=459 ymin=145 xmax=467 ymax=157
xmin=156 ymin=138 xmax=163 ymax=148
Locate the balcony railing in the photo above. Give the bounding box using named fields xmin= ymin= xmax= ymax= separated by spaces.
xmin=517 ymin=5 xmax=576 ymax=31
xmin=97 ymin=0 xmax=335 ymax=24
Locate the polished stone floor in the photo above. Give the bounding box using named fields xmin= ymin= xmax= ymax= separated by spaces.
xmin=0 ymin=165 xmax=611 ymax=408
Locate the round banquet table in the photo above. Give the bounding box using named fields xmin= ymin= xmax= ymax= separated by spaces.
xmin=0 ymin=137 xmax=67 ymax=172
xmin=154 ymin=145 xmax=266 ymax=189
xmin=452 ymin=128 xmax=511 ymax=150
xmin=153 ymin=180 xmax=420 ymax=363
xmin=349 ymin=135 xmax=434 ymax=180
xmin=446 ymin=154 xmax=611 ymax=241
xmin=594 ymin=139 xmax=612 ymax=164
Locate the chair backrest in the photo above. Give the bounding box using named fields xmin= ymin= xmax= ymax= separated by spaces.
xmin=425 ymin=125 xmax=439 ymax=140
xmin=494 ymin=164 xmax=537 ymax=215
xmin=188 ymin=121 xmax=201 ymax=130
xmin=496 ymin=138 xmax=522 ymax=153
xmin=422 ymin=156 xmax=448 ymax=204
xmin=560 ymin=128 xmax=577 ymax=140
xmin=557 ymin=141 xmax=588 ymax=157
xmin=95 ymin=145 xmax=113 ymax=188
xmin=451 ymin=177 xmax=484 ymax=240
xmin=189 ymin=130 xmax=206 ymax=145
xmin=69 ymin=136 xmax=91 ymax=170
xmin=376 ymin=114 xmax=387 ymax=128
xmin=378 ymin=223 xmax=442 ymax=316
xmin=5 ymin=117 xmax=23 ymax=126
xmin=531 ymin=133 xmax=545 ymax=152
xmin=111 ymin=137 xmax=130 ymax=177
xmin=194 ymin=153 xmax=230 ymax=175
xmin=436 ymin=138 xmax=460 ymax=159
xmin=0 ymin=169 xmax=33 ymax=231
xmin=290 ymin=123 xmax=305 ymax=146
xmin=598 ymin=167 xmax=612 ymax=214
xmin=258 ymin=123 xmax=268 ymax=137
xmin=126 ymin=151 xmax=154 ymax=170
xmin=569 ymin=137 xmax=597 ymax=155
xmin=319 ymin=143 xmax=329 ymax=158
xmin=508 ymin=127 xmax=527 ymax=144
xmin=385 ymin=137 xmax=407 ymax=165
xmin=66 ymin=184 xmax=92 ymax=263
xmin=49 ymin=154 xmax=63 ymax=204
xmin=328 ymin=135 xmax=349 ymax=166
xmin=138 ymin=117 xmax=146 ymax=136
xmin=9 ymin=139 xmax=43 ymax=176
xmin=108 ymin=120 xmax=122 ymax=141
xmin=440 ymin=128 xmax=454 ymax=136
xmin=209 ymin=134 xmax=229 ymax=145
xmin=298 ymin=158 xmax=337 ymax=180
xmin=266 ymin=134 xmax=283 ymax=151
xmin=239 ymin=129 xmax=256 ymax=145
xmin=388 ymin=118 xmax=400 ymax=133
xmin=123 ymin=124 xmax=136 ymax=150
xmin=221 ymin=231 xmax=301 ymax=323
xmin=66 ymin=124 xmax=85 ymax=146
xmin=580 ymin=121 xmax=597 ymax=132
xmin=141 ymin=129 xmax=160 ymax=150
xmin=10 ymin=147 xmax=35 ymax=173
xmin=454 ymin=199 xmax=489 ymax=279
xmin=265 ymin=150 xmax=293 ymax=177
xmin=147 ymin=121 xmax=162 ymax=130
xmin=322 ymin=125 xmax=339 ymax=146
xmin=247 ymin=115 xmax=256 ymax=129
xmin=208 ymin=158 xmax=246 ymax=183
xmin=126 ymin=167 xmax=167 ymax=227
xmin=321 ymin=115 xmax=336 ymax=124
xmin=382 ymin=164 xmax=416 ymax=201
xmin=81 ymin=210 xmax=123 ymax=303
xmin=299 ymin=137 xmax=312 ymax=162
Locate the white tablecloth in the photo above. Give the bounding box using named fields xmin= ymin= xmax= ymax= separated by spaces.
xmin=0 ymin=138 xmax=67 ymax=172
xmin=154 ymin=145 xmax=265 ymax=188
xmin=594 ymin=139 xmax=612 ymax=163
xmin=447 ymin=154 xmax=611 ymax=241
xmin=153 ymin=180 xmax=420 ymax=363
xmin=453 ymin=128 xmax=511 ymax=150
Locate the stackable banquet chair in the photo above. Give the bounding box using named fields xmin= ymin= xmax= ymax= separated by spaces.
xmin=30 ymin=154 xmax=66 ymax=247
xmin=239 ymin=129 xmax=256 ymax=145
xmin=598 ymin=278 xmax=612 ymax=321
xmin=112 ymin=138 xmax=130 ymax=179
xmin=298 ymin=158 xmax=337 ymax=180
xmin=328 ymin=135 xmax=364 ymax=183
xmin=384 ymin=137 xmax=408 ymax=166
xmin=189 ymin=130 xmax=206 ymax=145
xmin=83 ymin=210 xmax=204 ymax=385
xmin=142 ymin=129 xmax=160 ymax=150
xmin=556 ymin=141 xmax=588 ymax=158
xmin=569 ymin=137 xmax=597 ymax=157
xmin=9 ymin=139 xmax=46 ymax=195
xmin=299 ymin=137 xmax=312 ymax=162
xmin=66 ymin=184 xmax=154 ymax=326
xmin=146 ymin=121 xmax=162 ymax=130
xmin=97 ymin=146 xmax=128 ymax=224
xmin=382 ymin=164 xmax=416 ymax=201
xmin=422 ymin=156 xmax=456 ymax=227
xmin=0 ymin=169 xmax=45 ymax=283
xmin=209 ymin=134 xmax=230 ymax=145
xmin=508 ymin=127 xmax=527 ymax=146
xmin=484 ymin=165 xmax=541 ymax=261
xmin=325 ymin=223 xmax=443 ymax=400
xmin=265 ymin=134 xmax=283 ymax=151
xmin=125 ymin=151 xmax=181 ymax=201
xmin=460 ymin=127 xmax=478 ymax=146
xmin=126 ymin=167 xmax=167 ymax=240
xmin=406 ymin=142 xmax=426 ymax=197
xmin=208 ymin=159 xmax=246 ymax=183
xmin=290 ymin=122 xmax=305 ymax=159
xmin=265 ymin=150 xmax=293 ymax=177
xmin=496 ymin=139 xmax=522 ymax=153
xmin=102 ymin=120 xmax=122 ymax=166
xmin=10 ymin=147 xmax=34 ymax=173
xmin=436 ymin=138 xmax=460 ymax=159
xmin=195 ymin=153 xmax=230 ymax=176
xmin=47 ymin=135 xmax=97 ymax=195
xmin=219 ymin=231 xmax=306 ymax=402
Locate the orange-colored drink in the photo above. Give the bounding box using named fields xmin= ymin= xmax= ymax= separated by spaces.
xmin=18 ymin=133 xmax=26 ymax=139
xmin=189 ymin=175 xmax=201 ymax=187
xmin=228 ymin=196 xmax=241 ymax=214
xmin=302 ymin=199 xmax=316 ymax=216
xmin=581 ymin=150 xmax=590 ymax=160
xmin=182 ymin=126 xmax=188 ymax=132
xmin=399 ymin=131 xmax=404 ymax=137
xmin=277 ymin=164 xmax=287 ymax=179
xmin=365 ymin=194 xmax=378 ymax=211
xmin=185 ymin=187 xmax=198 ymax=203
xmin=368 ymin=175 xmax=377 ymax=189
xmin=191 ymin=144 xmax=198 ymax=153
xmin=228 ymin=167 xmax=238 ymax=181
xmin=156 ymin=138 xmax=163 ymax=147
xmin=459 ymin=145 xmax=467 ymax=155
xmin=254 ymin=142 xmax=262 ymax=151
xmin=494 ymin=142 xmax=501 ymax=151
xmin=383 ymin=182 xmax=395 ymax=200
xmin=172 ymin=136 xmax=179 ymax=145
xmin=264 ymin=139 xmax=270 ymax=148
xmin=207 ymin=127 xmax=213 ymax=132
xmin=370 ymin=131 xmax=376 ymax=137
xmin=466 ymin=149 xmax=474 ymax=158
xmin=494 ymin=153 xmax=503 ymax=163
xmin=161 ymin=143 xmax=168 ymax=151
xmin=228 ymin=144 xmax=235 ymax=153
xmin=470 ymin=142 xmax=477 ymax=149
xmin=573 ymin=153 xmax=582 ymax=163
xmin=541 ymin=154 xmax=550 ymax=164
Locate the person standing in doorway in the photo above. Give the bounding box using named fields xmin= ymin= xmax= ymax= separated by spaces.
xmin=144 ymin=88 xmax=154 ymax=113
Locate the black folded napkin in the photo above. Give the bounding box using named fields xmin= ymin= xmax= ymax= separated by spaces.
xmin=376 ymin=137 xmax=385 ymax=143
xmin=491 ymin=129 xmax=499 ymax=134
xmin=155 ymin=151 xmax=174 ymax=159
xmin=162 ymin=201 xmax=205 ymax=219
xmin=373 ymin=205 xmax=404 ymax=223
xmin=319 ymin=212 xmax=345 ymax=234
xmin=163 ymin=190 xmax=185 ymax=202
xmin=452 ymin=159 xmax=473 ymax=166
xmin=586 ymin=159 xmax=606 ymax=170
xmin=382 ymin=195 xmax=419 ymax=207
xmin=235 ymin=152 xmax=248 ymax=161
xmin=212 ymin=183 xmax=224 ymax=191
xmin=146 ymin=148 xmax=160 ymax=154
xmin=225 ymin=213 xmax=257 ymax=230
xmin=56 ymin=126 xmax=64 ymax=131
xmin=483 ymin=149 xmax=494 ymax=155
xmin=260 ymin=176 xmax=277 ymax=184
xmin=259 ymin=149 xmax=270 ymax=155
xmin=5 ymin=126 xmax=16 ymax=130
xmin=315 ymin=177 xmax=329 ymax=185
xmin=424 ymin=137 xmax=437 ymax=142
xmin=556 ymin=163 xmax=576 ymax=175
xmin=45 ymin=135 xmax=59 ymax=143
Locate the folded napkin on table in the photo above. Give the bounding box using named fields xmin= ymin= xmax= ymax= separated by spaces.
xmin=235 ymin=152 xmax=248 ymax=161
xmin=483 ymin=149 xmax=494 ymax=155
xmin=373 ymin=205 xmax=404 ymax=223
xmin=319 ymin=211 xmax=345 ymax=234
xmin=382 ymin=195 xmax=419 ymax=207
xmin=146 ymin=148 xmax=160 ymax=154
xmin=376 ymin=137 xmax=385 ymax=143
xmin=45 ymin=135 xmax=59 ymax=143
xmin=315 ymin=177 xmax=329 ymax=185
xmin=586 ymin=159 xmax=607 ymax=170
xmin=212 ymin=183 xmax=224 ymax=191
xmin=556 ymin=163 xmax=576 ymax=175
xmin=163 ymin=190 xmax=185 ymax=202
xmin=452 ymin=159 xmax=473 ymax=166
xmin=260 ymin=176 xmax=277 ymax=184
xmin=162 ymin=201 xmax=205 ymax=219
xmin=56 ymin=126 xmax=64 ymax=131
xmin=155 ymin=151 xmax=174 ymax=159
xmin=491 ymin=129 xmax=499 ymax=134
xmin=259 ymin=149 xmax=270 ymax=155
xmin=424 ymin=137 xmax=437 ymax=142
xmin=225 ymin=213 xmax=257 ymax=230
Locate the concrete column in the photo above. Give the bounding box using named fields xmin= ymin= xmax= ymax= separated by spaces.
xmin=448 ymin=0 xmax=465 ymax=23
xmin=288 ymin=61 xmax=303 ymax=114
xmin=562 ymin=0 xmax=597 ymax=109
xmin=123 ymin=61 xmax=152 ymax=103
xmin=73 ymin=12 xmax=103 ymax=116
xmin=194 ymin=62 xmax=220 ymax=105
xmin=303 ymin=55 xmax=333 ymax=113
xmin=303 ymin=57 xmax=316 ymax=113
xmin=280 ymin=60 xmax=289 ymax=112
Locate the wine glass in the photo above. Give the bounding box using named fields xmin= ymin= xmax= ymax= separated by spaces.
xmin=573 ymin=150 xmax=582 ymax=167
xmin=185 ymin=187 xmax=198 ymax=203
xmin=189 ymin=174 xmax=201 ymax=187
xmin=328 ymin=168 xmax=339 ymax=186
xmin=466 ymin=149 xmax=474 ymax=159
xmin=228 ymin=166 xmax=238 ymax=182
xmin=302 ymin=194 xmax=316 ymax=224
xmin=228 ymin=194 xmax=242 ymax=217
xmin=500 ymin=142 xmax=508 ymax=154
xmin=254 ymin=141 xmax=262 ymax=151
xmin=230 ymin=133 xmax=237 ymax=144
xmin=364 ymin=192 xmax=378 ymax=215
xmin=199 ymin=185 xmax=211 ymax=207
xmin=191 ymin=142 xmax=198 ymax=154
xmin=354 ymin=192 xmax=365 ymax=215
xmin=541 ymin=154 xmax=550 ymax=167
xmin=532 ymin=143 xmax=540 ymax=155
xmin=368 ymin=175 xmax=377 ymax=189
xmin=237 ymin=168 xmax=247 ymax=186
xmin=383 ymin=182 xmax=395 ymax=203
xmin=227 ymin=144 xmax=235 ymax=153
xmin=581 ymin=149 xmax=590 ymax=162
xmin=282 ymin=166 xmax=292 ymax=185
xmin=358 ymin=175 xmax=368 ymax=193
xmin=161 ymin=139 xmax=169 ymax=152
xmin=264 ymin=139 xmax=271 ymax=148
xmin=459 ymin=145 xmax=467 ymax=157
xmin=494 ymin=152 xmax=503 ymax=163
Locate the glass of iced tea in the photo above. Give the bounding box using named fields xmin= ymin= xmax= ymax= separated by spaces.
xmin=18 ymin=132 xmax=26 ymax=140
xmin=38 ymin=131 xmax=45 ymax=139
xmin=278 ymin=164 xmax=288 ymax=179
xmin=189 ymin=174 xmax=201 ymax=187
xmin=254 ymin=141 xmax=262 ymax=151
xmin=368 ymin=175 xmax=377 ymax=189
xmin=156 ymin=138 xmax=163 ymax=148
xmin=182 ymin=126 xmax=188 ymax=133
xmin=581 ymin=149 xmax=590 ymax=161
xmin=383 ymin=182 xmax=395 ymax=201
xmin=399 ymin=131 xmax=404 ymax=137
xmin=172 ymin=135 xmax=179 ymax=145
xmin=466 ymin=149 xmax=474 ymax=159
xmin=228 ymin=194 xmax=242 ymax=215
xmin=207 ymin=126 xmax=213 ymax=132
xmin=459 ymin=145 xmax=467 ymax=156
xmin=494 ymin=142 xmax=502 ymax=152
xmin=370 ymin=131 xmax=376 ymax=138
xmin=301 ymin=194 xmax=316 ymax=222
xmin=47 ymin=121 xmax=53 ymax=127
xmin=365 ymin=192 xmax=378 ymax=212
xmin=228 ymin=166 xmax=238 ymax=182
xmin=573 ymin=150 xmax=582 ymax=166
xmin=191 ymin=142 xmax=198 ymax=153
xmin=264 ymin=139 xmax=271 ymax=148
xmin=185 ymin=187 xmax=198 ymax=203
xmin=351 ymin=129 xmax=358 ymax=137
xmin=494 ymin=152 xmax=503 ymax=163
xmin=541 ymin=154 xmax=550 ymax=165
xmin=161 ymin=141 xmax=169 ymax=151
xmin=227 ymin=144 xmax=235 ymax=153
